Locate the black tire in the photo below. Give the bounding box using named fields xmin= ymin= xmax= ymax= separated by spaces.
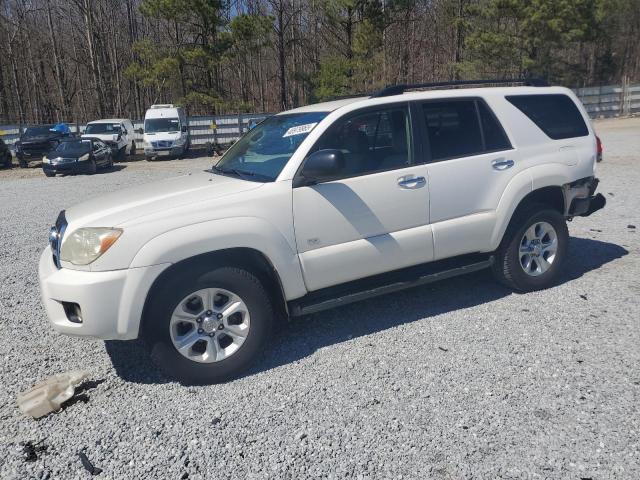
xmin=144 ymin=266 xmax=274 ymax=384
xmin=106 ymin=153 xmax=114 ymax=169
xmin=492 ymin=206 xmax=568 ymax=292
xmin=1 ymin=153 xmax=11 ymax=168
xmin=88 ymin=158 xmax=97 ymax=174
xmin=130 ymin=141 xmax=136 ymax=156
xmin=19 ymin=159 xmax=28 ymax=168
xmin=44 ymin=171 xmax=55 ymax=177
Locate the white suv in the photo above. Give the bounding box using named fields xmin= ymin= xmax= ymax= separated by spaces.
xmin=39 ymin=81 xmax=606 ymax=383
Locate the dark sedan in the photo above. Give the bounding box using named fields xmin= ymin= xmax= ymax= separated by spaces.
xmin=42 ymin=138 xmax=113 ymax=177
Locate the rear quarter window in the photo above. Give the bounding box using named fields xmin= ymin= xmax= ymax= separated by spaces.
xmin=506 ymin=94 xmax=589 ymax=140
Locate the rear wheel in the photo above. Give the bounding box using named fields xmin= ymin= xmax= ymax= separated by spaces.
xmin=492 ymin=207 xmax=568 ymax=292
xmin=130 ymin=141 xmax=136 ymax=156
xmin=144 ymin=266 xmax=274 ymax=384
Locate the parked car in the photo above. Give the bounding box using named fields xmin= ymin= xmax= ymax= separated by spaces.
xmin=15 ymin=124 xmax=73 ymax=167
xmin=0 ymin=137 xmax=11 ymax=168
xmin=141 ymin=104 xmax=190 ymax=160
xmin=82 ymin=119 xmax=136 ymax=159
xmin=42 ymin=137 xmax=113 ymax=177
xmin=39 ymin=81 xmax=605 ymax=384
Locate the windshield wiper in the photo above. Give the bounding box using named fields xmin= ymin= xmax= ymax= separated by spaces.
xmin=211 ymin=165 xmax=273 ymax=182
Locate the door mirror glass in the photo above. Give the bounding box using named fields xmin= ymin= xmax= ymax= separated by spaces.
xmin=299 ymin=149 xmax=345 ymax=185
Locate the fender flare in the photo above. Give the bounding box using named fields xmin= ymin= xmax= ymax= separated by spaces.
xmin=130 ymin=216 xmax=307 ymax=301
xmin=490 ymin=164 xmax=572 ymax=249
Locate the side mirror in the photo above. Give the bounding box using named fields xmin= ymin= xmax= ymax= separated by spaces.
xmin=295 ymin=149 xmax=345 ymax=187
xmin=181 ymin=125 xmax=188 ymax=133
xmin=135 ymin=128 xmax=143 ymax=134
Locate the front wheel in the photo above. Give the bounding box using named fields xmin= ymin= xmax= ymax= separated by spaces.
xmin=492 ymin=207 xmax=568 ymax=292
xmin=130 ymin=141 xmax=136 ymax=156
xmin=144 ymin=266 xmax=274 ymax=384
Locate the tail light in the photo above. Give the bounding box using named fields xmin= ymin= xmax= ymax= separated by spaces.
xmin=596 ymin=136 xmax=603 ymax=162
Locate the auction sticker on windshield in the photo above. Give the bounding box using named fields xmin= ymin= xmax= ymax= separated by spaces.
xmin=283 ymin=123 xmax=317 ymax=137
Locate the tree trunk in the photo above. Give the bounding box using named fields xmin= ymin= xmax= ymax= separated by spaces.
xmin=46 ymin=0 xmax=69 ymax=119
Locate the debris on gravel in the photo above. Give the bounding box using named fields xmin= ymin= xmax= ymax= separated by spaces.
xmin=1 ymin=120 xmax=639 ymax=479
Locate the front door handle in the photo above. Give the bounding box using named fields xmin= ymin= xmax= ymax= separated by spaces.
xmin=398 ymin=176 xmax=426 ymax=188
xmin=492 ymin=159 xmax=515 ymax=170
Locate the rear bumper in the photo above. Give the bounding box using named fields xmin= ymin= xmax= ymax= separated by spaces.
xmin=39 ymin=246 xmax=169 ymax=340
xmin=570 ymin=193 xmax=606 ymax=217
xmin=567 ymin=177 xmax=606 ymax=217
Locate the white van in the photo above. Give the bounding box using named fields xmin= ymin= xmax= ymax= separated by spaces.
xmin=142 ymin=105 xmax=190 ymax=160
xmin=82 ymin=119 xmax=136 ymax=159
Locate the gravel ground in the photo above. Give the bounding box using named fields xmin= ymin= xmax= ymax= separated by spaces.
xmin=0 ymin=118 xmax=639 ymax=479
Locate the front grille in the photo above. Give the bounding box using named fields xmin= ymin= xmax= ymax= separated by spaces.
xmin=50 ymin=210 xmax=67 ymax=269
xmin=152 ymin=140 xmax=173 ymax=149
xmin=51 ymin=157 xmax=76 ymax=164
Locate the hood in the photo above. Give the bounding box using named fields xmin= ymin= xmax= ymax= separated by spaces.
xmin=82 ymin=133 xmax=119 ymax=142
xmin=144 ymin=131 xmax=181 ymax=140
xmin=20 ymin=134 xmax=60 ymax=144
xmin=64 ymin=171 xmax=264 ymax=228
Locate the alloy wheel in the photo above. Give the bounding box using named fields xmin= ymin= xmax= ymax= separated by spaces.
xmin=519 ymin=221 xmax=558 ymax=276
xmin=169 ymin=288 xmax=251 ymax=363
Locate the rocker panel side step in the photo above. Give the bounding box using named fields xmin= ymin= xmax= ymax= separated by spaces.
xmin=289 ymin=254 xmax=494 ymax=317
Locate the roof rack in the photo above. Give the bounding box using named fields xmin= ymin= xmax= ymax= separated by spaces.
xmin=370 ymin=78 xmax=549 ymax=98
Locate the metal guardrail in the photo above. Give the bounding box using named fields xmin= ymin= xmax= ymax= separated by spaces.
xmin=574 ymin=82 xmax=640 ymax=118
xmin=0 ymin=113 xmax=271 ymax=148
xmin=2 ymin=82 xmax=639 ymax=146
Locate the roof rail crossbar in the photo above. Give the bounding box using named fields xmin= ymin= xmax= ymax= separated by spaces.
xmin=370 ymin=78 xmax=548 ymax=98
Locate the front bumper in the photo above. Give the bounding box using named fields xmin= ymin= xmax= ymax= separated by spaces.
xmin=38 ymin=246 xmax=169 ymax=340
xmin=144 ymin=145 xmax=185 ymax=158
xmin=43 ymin=160 xmax=92 ymax=174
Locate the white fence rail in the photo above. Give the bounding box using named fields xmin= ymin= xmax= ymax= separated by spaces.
xmin=2 ymin=82 xmax=639 ymax=146
xmin=575 ymin=82 xmax=640 ymax=118
xmin=0 ymin=113 xmax=271 ymax=147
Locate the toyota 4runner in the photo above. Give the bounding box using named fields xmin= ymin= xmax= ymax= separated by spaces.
xmin=39 ymin=80 xmax=606 ymax=384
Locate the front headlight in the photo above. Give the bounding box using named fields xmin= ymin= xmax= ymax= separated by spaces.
xmin=60 ymin=228 xmax=123 ymax=265
xmin=79 ymin=153 xmax=90 ymax=162
xmin=42 ymin=156 xmax=50 ymax=164
xmin=174 ymin=138 xmax=185 ymax=146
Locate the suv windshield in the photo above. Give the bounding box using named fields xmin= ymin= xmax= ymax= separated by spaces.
xmin=86 ymin=123 xmax=121 ymax=134
xmin=24 ymin=126 xmax=54 ymax=137
xmin=145 ymin=118 xmax=180 ymax=133
xmin=214 ymin=112 xmax=328 ymax=181
xmin=54 ymin=140 xmax=91 ymax=155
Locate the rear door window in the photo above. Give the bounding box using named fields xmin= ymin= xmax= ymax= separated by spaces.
xmin=420 ymin=99 xmax=511 ymax=161
xmin=506 ymin=94 xmax=588 ymax=140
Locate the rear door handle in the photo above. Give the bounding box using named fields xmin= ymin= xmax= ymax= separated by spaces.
xmin=398 ymin=176 xmax=426 ymax=188
xmin=492 ymin=159 xmax=514 ymax=170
